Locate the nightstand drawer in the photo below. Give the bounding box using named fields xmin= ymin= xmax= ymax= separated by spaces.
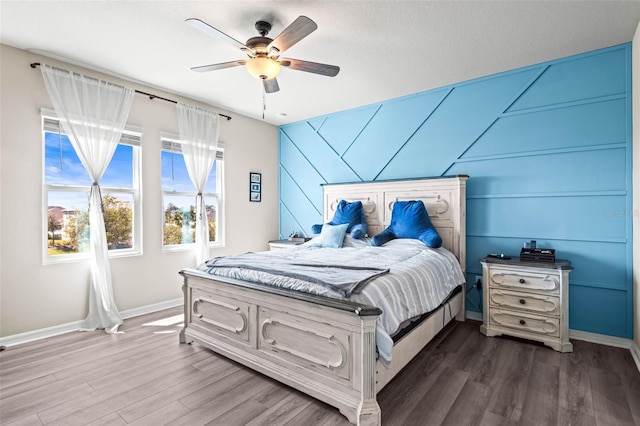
xmin=489 ymin=289 xmax=560 ymax=316
xmin=489 ymin=308 xmax=560 ymax=338
xmin=489 ymin=270 xmax=559 ymax=294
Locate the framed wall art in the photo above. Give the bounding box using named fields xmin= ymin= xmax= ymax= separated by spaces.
xmin=250 ymin=172 xmax=261 ymax=202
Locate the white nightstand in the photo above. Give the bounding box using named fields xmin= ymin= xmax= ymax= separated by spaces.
xmin=268 ymin=239 xmax=306 ymax=250
xmin=480 ymin=256 xmax=573 ymax=352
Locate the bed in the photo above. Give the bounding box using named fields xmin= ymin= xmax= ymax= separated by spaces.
xmin=179 ymin=175 xmax=468 ymax=425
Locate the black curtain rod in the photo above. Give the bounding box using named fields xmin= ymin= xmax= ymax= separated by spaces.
xmin=30 ymin=62 xmax=231 ymax=121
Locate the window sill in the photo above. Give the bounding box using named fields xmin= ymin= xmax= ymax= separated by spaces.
xmin=162 ymin=242 xmax=223 ymax=254
xmin=43 ymin=248 xmax=142 ymax=265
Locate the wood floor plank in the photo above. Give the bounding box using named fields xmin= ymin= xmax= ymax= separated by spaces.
xmin=245 ymin=391 xmax=315 ymax=426
xmin=478 ymin=411 xmax=519 ymax=426
xmin=204 ymin=399 xmax=270 ymax=426
xmin=0 ymin=381 xmax=94 ymax=424
xmin=0 ymin=373 xmax=59 ymax=400
xmin=440 ymin=379 xmax=492 ymax=425
xmin=378 ymin=351 xmax=448 ymax=422
xmin=177 ymin=366 xmax=259 ymax=410
xmin=126 ymin=401 xmax=192 ymax=426
xmin=606 ymin=345 xmax=640 ymax=425
xmin=41 ymin=356 xmax=212 ymax=425
xmin=0 ymin=354 xmax=67 ymax=389
xmin=283 ymin=398 xmax=348 ymax=426
xmin=170 ymin=370 xmax=275 ymax=426
xmin=558 ymin=339 xmax=595 ymax=418
xmin=4 ymin=413 xmax=44 ymax=426
xmin=2 ymin=313 xmax=640 ymax=426
xmin=402 ymin=365 xmax=469 ymax=425
xmin=85 ymin=412 xmax=127 ymax=426
xmin=86 ymin=341 xmax=205 ymax=391
xmin=557 ymin=406 xmax=597 ymax=426
xmin=519 ymin=360 xmax=560 ymax=426
xmin=589 ymin=365 xmax=635 ymax=425
xmin=481 ymin=339 xmax=535 ymax=423
xmin=117 ymin=355 xmax=240 ymax=423
xmin=0 ymin=330 xmax=109 ymax=366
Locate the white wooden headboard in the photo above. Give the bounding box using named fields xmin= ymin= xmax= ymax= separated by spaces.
xmin=322 ymin=175 xmax=468 ymax=272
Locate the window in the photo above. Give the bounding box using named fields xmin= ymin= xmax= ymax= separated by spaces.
xmin=161 ymin=136 xmax=224 ymax=249
xmin=43 ymin=110 xmax=142 ymax=262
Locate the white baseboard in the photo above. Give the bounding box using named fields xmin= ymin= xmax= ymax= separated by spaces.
xmin=0 ymin=298 xmax=183 ymax=348
xmin=631 ymin=342 xmax=640 ymax=373
xmin=466 ymin=311 xmax=482 ymax=321
xmin=119 ymin=298 xmax=183 ymax=321
xmin=569 ymin=329 xmax=633 ymax=349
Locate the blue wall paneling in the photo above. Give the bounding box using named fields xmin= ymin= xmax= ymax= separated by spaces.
xmin=278 ymin=44 xmax=633 ymax=339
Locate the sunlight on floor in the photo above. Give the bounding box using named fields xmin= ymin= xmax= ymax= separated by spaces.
xmin=142 ymin=314 xmax=184 ymax=334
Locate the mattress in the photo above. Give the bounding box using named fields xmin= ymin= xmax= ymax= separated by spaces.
xmin=196 ymin=236 xmax=465 ymax=366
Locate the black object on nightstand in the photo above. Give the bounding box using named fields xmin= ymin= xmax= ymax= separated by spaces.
xmin=520 ymin=247 xmax=556 ymax=262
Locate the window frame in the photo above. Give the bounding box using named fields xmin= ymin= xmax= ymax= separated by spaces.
xmin=160 ymin=134 xmax=225 ymax=252
xmin=41 ymin=109 xmax=143 ymax=264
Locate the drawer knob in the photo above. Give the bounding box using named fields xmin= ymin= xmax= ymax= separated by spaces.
xmin=519 ymin=278 xmax=525 ymax=284
xmin=519 ymin=299 xmax=526 ymax=305
xmin=519 ymin=319 xmax=526 ymax=325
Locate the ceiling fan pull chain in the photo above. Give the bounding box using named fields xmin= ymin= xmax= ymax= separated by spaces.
xmin=262 ymin=83 xmax=266 ymax=120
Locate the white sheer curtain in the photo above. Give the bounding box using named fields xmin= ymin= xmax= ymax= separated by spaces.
xmin=41 ymin=64 xmax=134 ymax=334
xmin=176 ymin=103 xmax=220 ymax=265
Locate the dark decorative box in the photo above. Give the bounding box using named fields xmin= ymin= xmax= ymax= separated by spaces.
xmin=520 ymin=247 xmax=556 ymax=262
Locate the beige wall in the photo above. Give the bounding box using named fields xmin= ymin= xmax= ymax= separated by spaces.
xmin=633 ymin=23 xmax=639 ymax=352
xmin=0 ymin=44 xmax=279 ymax=337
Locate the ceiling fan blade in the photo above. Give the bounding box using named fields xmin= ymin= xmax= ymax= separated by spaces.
xmin=267 ymin=16 xmax=317 ymax=56
xmin=191 ymin=60 xmax=246 ymax=73
xmin=186 ymin=18 xmax=251 ymax=53
xmin=280 ymin=58 xmax=340 ymax=77
xmin=263 ymin=78 xmax=280 ymax=93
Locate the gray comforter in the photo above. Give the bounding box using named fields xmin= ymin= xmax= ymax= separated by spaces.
xmin=196 ymin=237 xmax=464 ymax=366
xmin=199 ymin=252 xmax=389 ymax=297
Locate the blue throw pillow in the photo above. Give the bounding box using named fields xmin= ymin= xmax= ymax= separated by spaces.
xmin=311 ymin=200 xmax=367 ymax=239
xmin=371 ymin=200 xmax=442 ymax=248
xmin=309 ymin=223 xmax=349 ymax=248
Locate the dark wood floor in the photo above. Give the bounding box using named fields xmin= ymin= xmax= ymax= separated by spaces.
xmin=1 ymin=306 xmax=639 ymax=425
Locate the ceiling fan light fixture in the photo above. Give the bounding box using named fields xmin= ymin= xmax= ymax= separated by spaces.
xmin=246 ymin=56 xmax=281 ymax=80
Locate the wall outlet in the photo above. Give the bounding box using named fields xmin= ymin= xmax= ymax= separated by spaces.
xmin=475 ymin=275 xmax=482 ymax=290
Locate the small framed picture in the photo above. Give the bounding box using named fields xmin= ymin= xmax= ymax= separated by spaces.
xmin=249 ymin=172 xmax=262 ymax=202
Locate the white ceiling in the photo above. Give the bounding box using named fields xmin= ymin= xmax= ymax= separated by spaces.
xmin=1 ymin=1 xmax=639 ymax=126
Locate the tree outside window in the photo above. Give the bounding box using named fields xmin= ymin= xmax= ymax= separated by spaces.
xmin=161 ymin=138 xmax=223 ymax=248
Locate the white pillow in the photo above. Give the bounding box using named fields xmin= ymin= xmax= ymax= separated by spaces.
xmin=308 ymin=223 xmax=349 ymax=248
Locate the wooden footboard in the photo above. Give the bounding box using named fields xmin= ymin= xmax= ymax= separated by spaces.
xmin=179 ymin=269 xmax=464 ymax=425
xmin=180 ymin=269 xmax=383 ymax=425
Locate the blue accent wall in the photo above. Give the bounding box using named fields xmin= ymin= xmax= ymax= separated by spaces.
xmin=278 ymin=44 xmax=633 ymax=339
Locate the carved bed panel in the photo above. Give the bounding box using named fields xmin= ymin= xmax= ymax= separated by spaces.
xmin=323 ymin=176 xmax=467 ymax=272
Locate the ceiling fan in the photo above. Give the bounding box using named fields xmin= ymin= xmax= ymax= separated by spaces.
xmin=186 ymin=16 xmax=340 ymax=94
